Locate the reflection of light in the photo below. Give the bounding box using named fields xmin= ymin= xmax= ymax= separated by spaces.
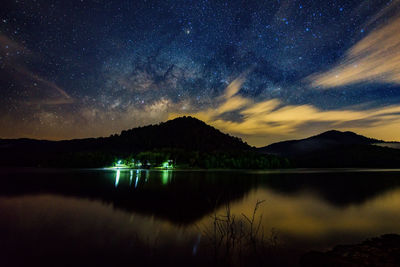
xmin=145 ymin=170 xmax=149 ymax=182
xmin=135 ymin=170 xmax=140 ymax=188
xmin=162 ymin=170 xmax=171 ymax=185
xmin=129 ymin=170 xmax=133 ymax=186
xmin=115 ymin=169 xmax=120 ymax=187
xmin=192 ymin=234 xmax=202 ymax=255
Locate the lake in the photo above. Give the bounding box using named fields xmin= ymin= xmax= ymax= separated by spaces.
xmin=1 ymin=168 xmax=400 ymax=266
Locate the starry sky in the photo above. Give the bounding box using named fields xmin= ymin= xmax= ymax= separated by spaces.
xmin=1 ymin=0 xmax=400 ymax=146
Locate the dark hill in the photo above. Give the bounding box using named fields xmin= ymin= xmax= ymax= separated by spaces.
xmin=0 ymin=116 xmax=267 ymax=168
xmin=259 ymin=130 xmax=379 ymax=156
xmin=0 ymin=116 xmax=250 ymax=153
xmin=114 ymin=116 xmax=251 ymax=152
xmin=258 ymin=130 xmax=400 ymax=168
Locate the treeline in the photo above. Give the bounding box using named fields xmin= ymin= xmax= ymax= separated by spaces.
xmin=0 ymin=117 xmax=290 ymax=169
xmin=121 ymin=149 xmax=291 ymax=169
xmin=30 ymin=148 xmax=290 ymax=169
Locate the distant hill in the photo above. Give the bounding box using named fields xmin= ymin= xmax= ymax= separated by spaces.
xmin=0 ymin=117 xmax=290 ymax=168
xmin=258 ymin=130 xmax=400 ymax=168
xmin=3 ymin=120 xmax=399 ymax=168
xmin=259 ymin=130 xmax=380 ymax=156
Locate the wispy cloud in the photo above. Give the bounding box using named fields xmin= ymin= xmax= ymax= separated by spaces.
xmin=308 ymin=8 xmax=400 ymax=88
xmin=170 ymin=74 xmax=400 ymax=146
xmin=0 ymin=34 xmax=73 ymax=105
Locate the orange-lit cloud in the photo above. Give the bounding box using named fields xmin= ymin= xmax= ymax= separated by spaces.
xmin=308 ymin=13 xmax=400 ymax=87
xmin=170 ymin=75 xmax=400 ymax=146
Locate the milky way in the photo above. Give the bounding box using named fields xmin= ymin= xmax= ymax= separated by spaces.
xmin=1 ymin=0 xmax=400 ymax=145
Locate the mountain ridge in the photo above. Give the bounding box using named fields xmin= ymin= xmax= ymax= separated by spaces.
xmin=0 ymin=116 xmax=251 ymax=151
xmin=1 ymin=117 xmax=399 ymax=168
xmin=259 ymin=130 xmax=384 ymax=156
xmin=0 ymin=116 xmax=271 ymax=168
xmin=258 ymin=130 xmax=400 ymax=168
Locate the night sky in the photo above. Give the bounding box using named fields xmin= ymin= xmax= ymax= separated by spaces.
xmin=1 ymin=0 xmax=400 ymax=146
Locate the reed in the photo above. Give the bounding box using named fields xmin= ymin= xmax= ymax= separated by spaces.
xmin=199 ymin=200 xmax=280 ymax=266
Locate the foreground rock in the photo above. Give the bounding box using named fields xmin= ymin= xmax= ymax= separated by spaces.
xmin=300 ymin=234 xmax=400 ymax=267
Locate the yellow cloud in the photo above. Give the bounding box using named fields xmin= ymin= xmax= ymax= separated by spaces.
xmin=224 ymin=74 xmax=246 ymax=98
xmin=170 ymin=74 xmax=400 ymax=146
xmin=309 ymin=14 xmax=400 ymax=87
xmin=217 ymin=96 xmax=250 ymax=114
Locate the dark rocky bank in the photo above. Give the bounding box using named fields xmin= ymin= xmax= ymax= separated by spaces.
xmin=300 ymin=234 xmax=400 ymax=267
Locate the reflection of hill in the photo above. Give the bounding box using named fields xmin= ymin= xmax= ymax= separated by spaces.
xmin=261 ymin=171 xmax=400 ymax=206
xmin=109 ymin=170 xmax=260 ymax=224
xmin=0 ymin=169 xmax=258 ymax=224
xmin=1 ymin=169 xmax=400 ymax=224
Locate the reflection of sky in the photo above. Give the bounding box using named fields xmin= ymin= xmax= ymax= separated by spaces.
xmin=3 ymin=186 xmax=400 ymax=254
xmin=107 ymin=169 xmax=400 ymax=247
xmin=0 ymin=195 xmax=192 ymax=254
xmin=202 ymin=187 xmax=400 ymax=249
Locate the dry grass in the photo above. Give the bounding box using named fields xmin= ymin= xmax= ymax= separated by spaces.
xmin=198 ymin=200 xmax=281 ymax=266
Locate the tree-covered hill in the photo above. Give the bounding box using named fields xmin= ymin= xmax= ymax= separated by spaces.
xmin=258 ymin=130 xmax=400 ymax=168
xmin=0 ymin=116 xmax=289 ymax=168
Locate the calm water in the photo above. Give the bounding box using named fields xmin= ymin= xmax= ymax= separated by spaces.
xmin=1 ymin=168 xmax=400 ymax=266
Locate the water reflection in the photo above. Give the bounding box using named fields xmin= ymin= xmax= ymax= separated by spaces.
xmin=2 ymin=169 xmax=400 ymax=265
xmin=115 ymin=169 xmax=120 ymax=187
xmin=0 ymin=194 xmax=198 ymax=267
xmin=162 ymin=170 xmax=172 ymax=185
xmin=2 ymin=169 xmax=400 ymax=225
xmin=217 ymin=186 xmax=400 ymax=251
xmin=135 ymin=169 xmax=140 ymax=188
